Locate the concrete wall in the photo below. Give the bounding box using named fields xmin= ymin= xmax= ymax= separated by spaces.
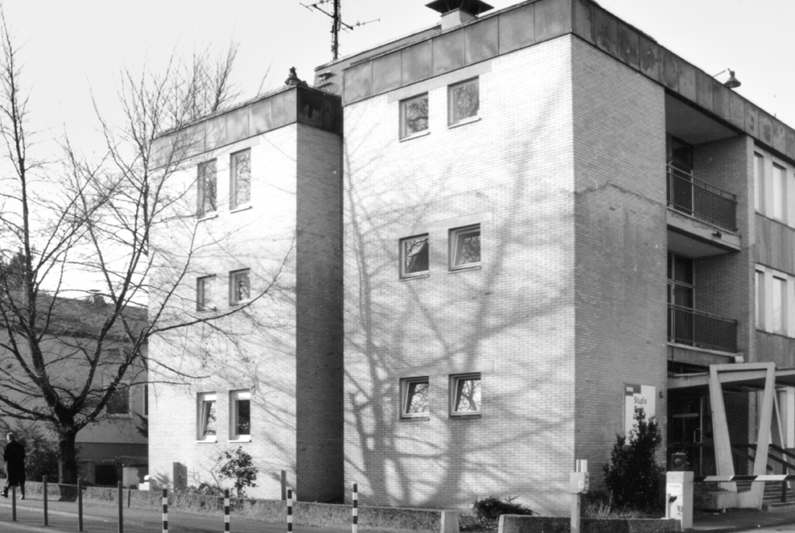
xmin=570 ymin=36 xmax=668 ymax=482
xmin=343 ymin=36 xmax=576 ymax=515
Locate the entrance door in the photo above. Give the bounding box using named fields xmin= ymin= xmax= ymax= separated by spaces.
xmin=669 ymin=393 xmax=707 ymax=475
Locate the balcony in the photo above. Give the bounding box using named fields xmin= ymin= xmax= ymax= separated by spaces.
xmin=668 ymin=304 xmax=738 ymax=353
xmin=667 ymin=164 xmax=737 ymax=231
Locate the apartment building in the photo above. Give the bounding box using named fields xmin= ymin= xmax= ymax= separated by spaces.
xmin=148 ymin=0 xmax=795 ymax=515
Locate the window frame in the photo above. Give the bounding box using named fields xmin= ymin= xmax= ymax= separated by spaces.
xmin=756 ymin=269 xmax=765 ymax=330
xmin=229 ymin=390 xmax=252 ymax=441
xmin=229 ymin=269 xmax=251 ymax=306
xmin=399 ymin=93 xmax=429 ymax=140
xmin=197 ymin=392 xmax=218 ymax=442
xmin=196 ymin=275 xmax=216 ymax=312
xmin=449 ymin=224 xmax=481 ymax=271
xmin=400 ymin=377 xmax=430 ymax=420
xmin=448 ymin=77 xmax=480 ymax=126
xmin=773 ymin=274 xmax=788 ymax=335
xmin=399 ymin=234 xmax=430 ymax=279
xmin=230 ymin=148 xmax=252 ymax=210
xmin=450 ymin=373 xmax=482 ymax=417
xmin=197 ymin=159 xmax=218 ymax=217
xmin=106 ymin=384 xmax=131 ymax=418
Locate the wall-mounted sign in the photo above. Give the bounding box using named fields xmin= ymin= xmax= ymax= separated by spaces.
xmin=624 ymin=384 xmax=656 ymax=435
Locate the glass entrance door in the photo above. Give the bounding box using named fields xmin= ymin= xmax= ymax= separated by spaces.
xmin=669 ymin=393 xmax=708 ymax=475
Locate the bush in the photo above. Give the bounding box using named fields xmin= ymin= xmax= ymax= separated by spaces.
xmin=217 ymin=447 xmax=258 ymax=497
xmin=603 ymin=407 xmax=664 ymax=513
xmin=473 ymin=495 xmax=533 ymax=520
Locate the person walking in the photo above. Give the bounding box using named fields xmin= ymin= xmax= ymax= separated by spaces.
xmin=2 ymin=432 xmax=25 ymax=499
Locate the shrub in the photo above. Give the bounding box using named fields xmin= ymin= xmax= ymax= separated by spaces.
xmin=0 ymin=421 xmax=60 ymax=482
xmin=217 ymin=447 xmax=258 ymax=497
xmin=473 ymin=496 xmax=533 ymax=520
xmin=603 ymin=407 xmax=664 ymax=512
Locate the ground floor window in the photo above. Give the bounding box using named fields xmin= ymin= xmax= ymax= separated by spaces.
xmin=450 ymin=373 xmax=481 ymax=416
xmin=197 ymin=392 xmax=217 ymax=441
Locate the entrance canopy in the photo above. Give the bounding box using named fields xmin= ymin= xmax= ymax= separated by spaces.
xmin=669 ymin=363 xmax=795 ymax=391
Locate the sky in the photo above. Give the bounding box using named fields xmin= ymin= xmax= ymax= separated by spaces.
xmin=2 ymin=0 xmax=793 ymax=151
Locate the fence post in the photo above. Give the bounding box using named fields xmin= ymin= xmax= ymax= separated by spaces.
xmin=287 ymin=488 xmax=293 ymax=532
xmin=11 ymin=486 xmax=15 ymax=522
xmin=43 ymin=475 xmax=49 ymax=526
xmin=224 ymin=488 xmax=231 ymax=533
xmin=78 ymin=478 xmax=84 ymax=532
xmin=352 ymin=483 xmax=358 ymax=533
xmin=118 ymin=481 xmax=124 ymax=533
xmin=162 ymin=487 xmax=168 ymax=533
xmin=280 ymin=470 xmax=287 ymax=501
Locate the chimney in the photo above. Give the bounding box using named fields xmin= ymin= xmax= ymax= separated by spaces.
xmin=426 ymin=0 xmax=494 ymax=32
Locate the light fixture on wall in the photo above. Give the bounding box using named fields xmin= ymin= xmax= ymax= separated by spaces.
xmin=713 ymin=68 xmax=741 ymax=89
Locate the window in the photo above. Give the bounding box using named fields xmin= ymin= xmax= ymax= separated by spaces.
xmin=450 ymin=374 xmax=481 ymax=416
xmin=754 ymin=153 xmax=765 ymax=213
xmin=756 ymin=270 xmax=765 ymax=329
xmin=197 ymin=392 xmax=217 ymax=441
xmin=230 ymin=149 xmax=251 ymax=209
xmin=450 ymin=225 xmax=481 ymax=270
xmin=774 ymin=164 xmax=787 ymax=221
xmin=106 ymin=385 xmax=130 ymax=416
xmin=229 ymin=269 xmax=251 ymax=305
xmin=773 ymin=275 xmax=787 ymax=334
xmin=400 ymin=377 xmax=429 ymax=419
xmin=230 ymin=390 xmax=251 ymax=440
xmin=400 ymin=235 xmax=429 ymax=278
xmin=197 ymin=275 xmax=216 ymax=311
xmin=448 ymin=78 xmax=479 ymax=125
xmin=400 ymin=94 xmax=429 ymax=139
xmin=197 ymin=159 xmax=217 ymax=216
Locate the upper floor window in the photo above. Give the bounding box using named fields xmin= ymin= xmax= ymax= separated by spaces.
xmin=400 ymin=235 xmax=429 ymax=278
xmin=197 ymin=392 xmax=217 ymax=441
xmin=400 ymin=94 xmax=429 ymax=139
xmin=450 ymin=373 xmax=481 ymax=416
xmin=773 ymin=164 xmax=787 ymax=221
xmin=197 ymin=159 xmax=217 ymax=216
xmin=229 ymin=269 xmax=251 ymax=305
xmin=230 ymin=149 xmax=251 ymax=210
xmin=450 ymin=225 xmax=481 ymax=270
xmin=754 ymin=153 xmax=765 ymax=213
xmin=401 ymin=377 xmax=429 ymax=419
xmin=667 ymin=253 xmax=694 ymax=309
xmin=448 ymin=78 xmax=479 ymax=126
xmin=756 ymin=269 xmax=765 ymax=329
xmin=197 ymin=275 xmax=216 ymax=312
xmin=106 ymin=385 xmax=130 ymax=416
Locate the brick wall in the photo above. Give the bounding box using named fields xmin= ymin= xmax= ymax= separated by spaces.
xmin=343 ymin=36 xmax=576 ymax=515
xmin=570 ymin=36 xmax=669 ymax=483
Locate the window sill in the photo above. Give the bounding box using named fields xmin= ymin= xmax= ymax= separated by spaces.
xmin=400 ymin=416 xmax=430 ymax=422
xmin=449 ymin=116 xmax=481 ymax=129
xmin=230 ymin=204 xmax=252 ymax=214
xmin=198 ymin=212 xmax=218 ymax=221
xmin=399 ymin=274 xmax=430 ymax=281
xmin=400 ymin=130 xmax=430 ymax=143
xmin=197 ymin=437 xmax=217 ymax=443
xmin=450 ymin=413 xmax=482 ymax=420
xmin=229 ymin=436 xmax=251 ymax=443
xmin=449 ymin=265 xmax=481 ymax=273
xmin=197 ymin=307 xmax=217 ymax=313
xmin=230 ymin=299 xmax=251 ymax=307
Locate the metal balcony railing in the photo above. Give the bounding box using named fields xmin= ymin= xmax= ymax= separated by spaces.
xmin=668 ymin=304 xmax=738 ymax=353
xmin=667 ymin=164 xmax=737 ymax=231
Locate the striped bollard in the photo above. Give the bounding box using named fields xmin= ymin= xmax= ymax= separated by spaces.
xmin=224 ymin=489 xmax=231 ymax=532
xmin=286 ymin=488 xmax=293 ymax=532
xmin=162 ymin=488 xmax=169 ymax=533
xmin=352 ymin=483 xmax=358 ymax=533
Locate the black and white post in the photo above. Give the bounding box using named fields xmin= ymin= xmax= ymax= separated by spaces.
xmin=162 ymin=488 xmax=169 ymax=533
xmin=224 ymin=489 xmax=231 ymax=532
xmin=287 ymin=488 xmax=293 ymax=532
xmin=352 ymin=483 xmax=358 ymax=533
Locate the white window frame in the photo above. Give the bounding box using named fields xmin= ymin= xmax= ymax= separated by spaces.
xmin=197 ymin=159 xmax=218 ymax=217
xmin=229 ymin=269 xmax=251 ymax=306
xmin=197 ymin=392 xmax=217 ymax=442
xmin=449 ymin=224 xmax=481 ymax=271
xmin=450 ymin=373 xmax=482 ymax=417
xmin=774 ymin=275 xmax=788 ymax=334
xmin=229 ymin=390 xmax=252 ymax=441
xmin=754 ymin=152 xmax=765 ymax=214
xmin=400 ymin=377 xmax=430 ymax=419
xmin=197 ymin=275 xmax=216 ymax=312
xmin=230 ymin=148 xmax=252 ymax=210
xmin=399 ymin=235 xmax=429 ymax=279
xmin=756 ymin=268 xmax=766 ymax=330
xmin=399 ymin=93 xmax=429 ymax=140
xmin=773 ymin=163 xmax=787 ymax=222
xmin=448 ymin=77 xmax=480 ymax=126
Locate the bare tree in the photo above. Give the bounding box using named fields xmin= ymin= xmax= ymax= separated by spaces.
xmin=0 ymin=11 xmax=275 ymax=484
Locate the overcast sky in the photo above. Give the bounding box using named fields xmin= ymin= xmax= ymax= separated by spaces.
xmin=2 ymin=0 xmax=791 ymax=151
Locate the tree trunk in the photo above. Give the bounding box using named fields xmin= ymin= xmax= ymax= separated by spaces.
xmin=57 ymin=431 xmax=79 ymax=485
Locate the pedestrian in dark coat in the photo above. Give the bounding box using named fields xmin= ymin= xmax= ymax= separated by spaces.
xmin=2 ymin=432 xmax=25 ymax=499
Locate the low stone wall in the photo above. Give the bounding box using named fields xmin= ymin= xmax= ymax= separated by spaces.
xmin=23 ymin=482 xmax=458 ymax=533
xmin=499 ymin=515 xmax=680 ymax=533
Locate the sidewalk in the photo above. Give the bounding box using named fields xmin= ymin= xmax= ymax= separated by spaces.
xmin=0 ymin=493 xmax=353 ymax=533
xmin=692 ymin=506 xmax=795 ymax=532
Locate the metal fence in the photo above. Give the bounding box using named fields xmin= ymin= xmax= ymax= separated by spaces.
xmin=667 ymin=164 xmax=737 ymax=231
xmin=668 ymin=304 xmax=738 ymax=353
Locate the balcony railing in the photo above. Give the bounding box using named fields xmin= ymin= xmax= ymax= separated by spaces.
xmin=668 ymin=304 xmax=738 ymax=353
xmin=667 ymin=164 xmax=737 ymax=231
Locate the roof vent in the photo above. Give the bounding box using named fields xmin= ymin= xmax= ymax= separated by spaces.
xmin=426 ymin=0 xmax=493 ymax=32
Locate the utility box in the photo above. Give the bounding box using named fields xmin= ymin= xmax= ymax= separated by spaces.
xmin=665 ymin=471 xmax=693 ymax=530
xmin=569 ymin=471 xmax=589 ymax=494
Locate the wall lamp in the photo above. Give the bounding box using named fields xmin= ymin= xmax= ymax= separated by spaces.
xmin=713 ymin=68 xmax=741 ymax=89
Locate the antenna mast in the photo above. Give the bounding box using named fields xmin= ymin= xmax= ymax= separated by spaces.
xmin=301 ymin=0 xmax=379 ymax=60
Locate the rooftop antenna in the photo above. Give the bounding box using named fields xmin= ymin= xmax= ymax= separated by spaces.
xmin=301 ymin=0 xmax=379 ymax=60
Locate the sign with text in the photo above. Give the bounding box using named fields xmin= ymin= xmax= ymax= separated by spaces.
xmin=624 ymin=384 xmax=656 ymax=435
